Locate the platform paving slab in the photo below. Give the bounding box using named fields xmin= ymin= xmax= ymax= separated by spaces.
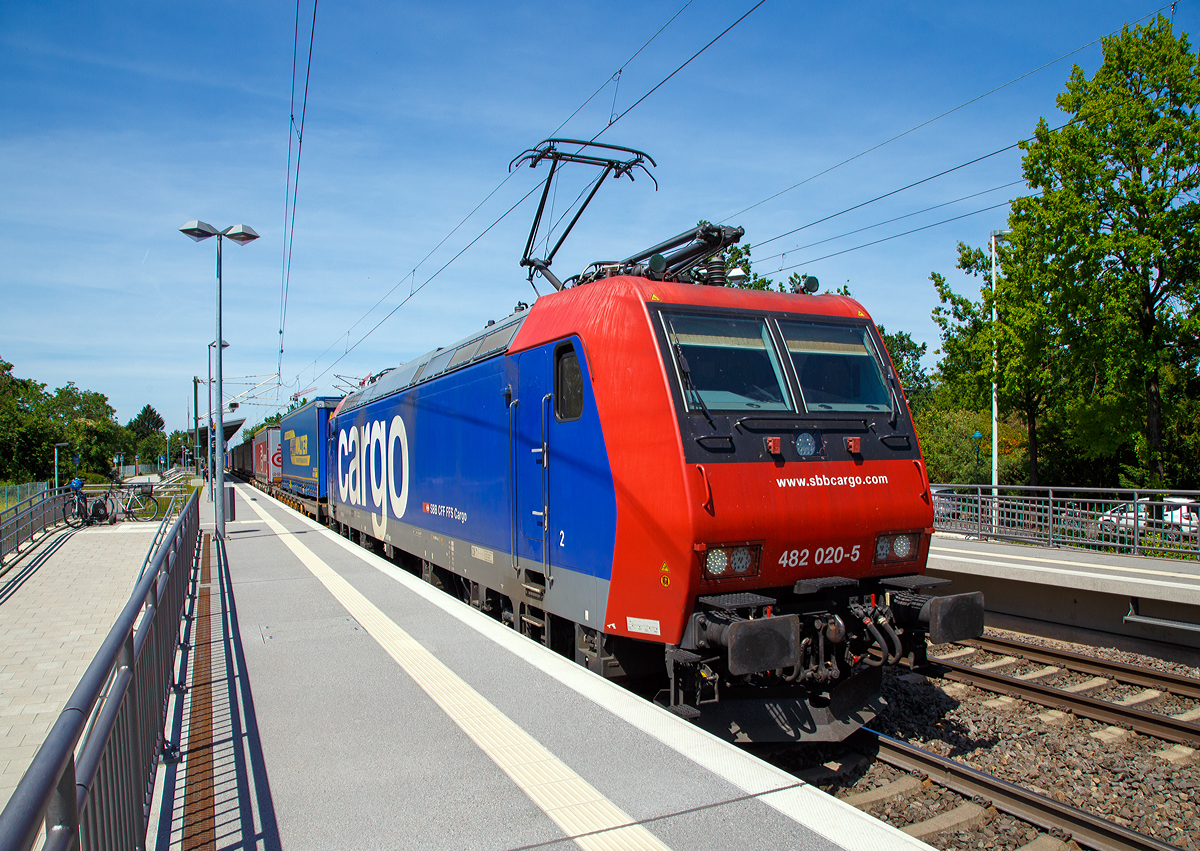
xmin=0 ymin=520 xmax=161 ymax=808
xmin=147 ymin=484 xmax=935 ymax=851
xmin=928 ymin=536 xmax=1200 ymax=605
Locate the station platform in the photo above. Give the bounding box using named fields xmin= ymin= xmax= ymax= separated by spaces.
xmin=0 ymin=520 xmax=161 ymax=807
xmin=927 ymin=534 xmax=1200 ymax=657
xmin=148 ymin=483 xmax=929 ymax=851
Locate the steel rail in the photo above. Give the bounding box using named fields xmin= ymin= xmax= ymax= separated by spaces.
xmin=961 ymin=635 xmax=1200 ymax=700
xmin=932 ymin=660 xmax=1200 ymax=747
xmin=862 ymin=729 xmax=1179 ymax=851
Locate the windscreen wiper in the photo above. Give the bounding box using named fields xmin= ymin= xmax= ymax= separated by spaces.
xmin=667 ymin=318 xmax=717 ymax=431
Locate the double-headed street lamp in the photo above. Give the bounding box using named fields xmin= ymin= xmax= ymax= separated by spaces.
xmin=181 ymin=221 xmax=259 ymax=540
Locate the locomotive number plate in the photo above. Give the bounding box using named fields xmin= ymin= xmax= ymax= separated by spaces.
xmin=778 ymin=545 xmax=860 ymax=567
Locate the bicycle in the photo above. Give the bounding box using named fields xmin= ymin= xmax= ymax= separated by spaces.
xmin=110 ymin=480 xmax=160 ymax=521
xmin=61 ymin=478 xmax=113 ymax=528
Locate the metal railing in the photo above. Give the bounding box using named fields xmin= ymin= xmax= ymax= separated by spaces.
xmin=932 ymin=483 xmax=1200 ymax=559
xmin=0 ymin=487 xmax=68 ymax=565
xmin=0 ymin=491 xmax=200 ymax=851
xmin=136 ymin=496 xmax=178 ymax=583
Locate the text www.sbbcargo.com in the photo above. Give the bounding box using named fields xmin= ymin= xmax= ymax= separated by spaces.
xmin=775 ymin=474 xmax=889 ymax=489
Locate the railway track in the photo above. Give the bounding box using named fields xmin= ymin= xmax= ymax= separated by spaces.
xmin=782 ymin=634 xmax=1200 ymax=849
xmin=778 ymin=723 xmax=1183 ymax=851
xmin=860 ymin=729 xmax=1179 ymax=851
xmin=963 ymin=635 xmax=1200 ymax=700
xmin=924 ymin=637 xmax=1200 ymax=747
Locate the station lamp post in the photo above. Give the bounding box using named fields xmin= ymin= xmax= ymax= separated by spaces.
xmin=192 ymin=377 xmax=199 ymax=476
xmin=181 ymin=220 xmax=259 ymax=540
xmin=53 ymin=442 xmax=70 ymax=491
xmin=989 ymin=229 xmax=1009 ymax=535
xmin=206 ymin=340 xmax=229 ymax=501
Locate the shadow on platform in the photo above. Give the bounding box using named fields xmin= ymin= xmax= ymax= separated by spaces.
xmin=150 ymin=536 xmax=281 ymax=851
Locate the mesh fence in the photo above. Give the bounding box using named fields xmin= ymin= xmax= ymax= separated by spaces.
xmin=0 ymin=481 xmax=49 ymax=515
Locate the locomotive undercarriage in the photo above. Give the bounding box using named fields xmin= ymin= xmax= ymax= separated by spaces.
xmin=661 ymin=577 xmax=985 ymax=742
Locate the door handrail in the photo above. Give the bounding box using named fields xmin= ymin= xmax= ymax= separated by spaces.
xmin=541 ymin=392 xmax=553 ymax=587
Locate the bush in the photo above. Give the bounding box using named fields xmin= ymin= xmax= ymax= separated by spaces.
xmin=914 ymin=408 xmax=1027 ymax=484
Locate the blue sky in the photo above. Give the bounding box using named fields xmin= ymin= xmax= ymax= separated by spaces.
xmin=2 ymin=1 xmax=1192 ymax=435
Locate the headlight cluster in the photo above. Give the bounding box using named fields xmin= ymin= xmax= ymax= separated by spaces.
xmin=873 ymin=532 xmax=919 ymax=564
xmin=703 ymin=544 xmax=761 ymax=578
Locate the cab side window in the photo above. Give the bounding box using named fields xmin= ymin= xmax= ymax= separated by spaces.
xmin=555 ymin=345 xmax=583 ymax=421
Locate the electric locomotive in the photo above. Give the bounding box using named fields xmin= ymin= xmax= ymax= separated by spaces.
xmin=323 ymin=218 xmax=984 ymax=743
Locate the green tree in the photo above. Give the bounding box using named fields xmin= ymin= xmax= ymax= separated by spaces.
xmin=48 ymin=383 xmax=117 ymax=423
xmin=914 ymin=408 xmax=1027 ymax=486
xmin=244 ymin=412 xmax=283 ymax=440
xmin=1014 ymin=15 xmax=1200 ymax=486
xmin=930 ymin=270 xmax=990 ymax=407
xmin=167 ymin=430 xmax=190 ymax=466
xmin=0 ymin=359 xmax=61 ymax=481
xmin=938 ymin=237 xmax=1062 ymax=486
xmin=0 ymin=358 xmax=137 ymax=481
xmin=877 ymin=326 xmax=930 ymax=412
xmin=128 ymin=404 xmax=165 ymax=442
xmin=136 ymin=432 xmax=167 ymax=468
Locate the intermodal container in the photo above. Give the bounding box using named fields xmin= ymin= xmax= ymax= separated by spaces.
xmin=280 ymin=397 xmax=338 ymax=499
xmin=253 ymin=426 xmax=282 ymax=485
xmin=233 ymin=440 xmax=253 ymax=479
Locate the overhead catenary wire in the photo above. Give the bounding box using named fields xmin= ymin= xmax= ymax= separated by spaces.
xmin=524 ymin=0 xmax=768 ymax=276
xmin=773 ymin=198 xmax=1036 ymax=275
xmin=755 ymin=180 xmax=1026 ymax=266
xmin=719 ymin=2 xmax=1174 ymax=224
xmin=593 ymin=0 xmax=766 ymax=142
xmin=309 ymin=0 xmax=767 ymax=387
xmin=277 ymin=0 xmax=319 ymax=396
xmin=294 ymin=0 xmax=707 ymax=389
xmin=296 ymin=0 xmax=764 ymax=391
xmin=749 ymin=132 xmax=1057 ymax=252
xmin=308 ymin=181 xmax=546 ymax=385
xmin=559 ymin=0 xmax=698 ymax=134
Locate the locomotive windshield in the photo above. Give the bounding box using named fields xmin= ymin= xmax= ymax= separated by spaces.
xmin=779 ymin=321 xmax=892 ymax=412
xmin=664 ymin=313 xmax=792 ymax=411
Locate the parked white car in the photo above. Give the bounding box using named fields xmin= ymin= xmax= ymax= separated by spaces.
xmin=1094 ymin=497 xmax=1198 ymax=541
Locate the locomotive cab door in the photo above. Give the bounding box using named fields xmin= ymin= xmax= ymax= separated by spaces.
xmin=516 ymin=339 xmax=606 ymax=580
xmin=516 ymin=348 xmax=550 ymax=556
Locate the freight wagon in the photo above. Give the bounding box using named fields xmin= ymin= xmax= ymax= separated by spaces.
xmin=252 ymin=426 xmax=281 ymax=486
xmin=280 ymin=398 xmax=338 ymax=499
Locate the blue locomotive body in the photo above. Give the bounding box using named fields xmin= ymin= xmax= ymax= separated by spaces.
xmin=324 ymin=313 xmax=619 ymax=637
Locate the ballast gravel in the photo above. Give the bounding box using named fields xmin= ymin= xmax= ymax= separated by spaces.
xmin=769 ymin=627 xmax=1200 ymax=850
xmin=976 ymin=627 xmax=1200 ymax=680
